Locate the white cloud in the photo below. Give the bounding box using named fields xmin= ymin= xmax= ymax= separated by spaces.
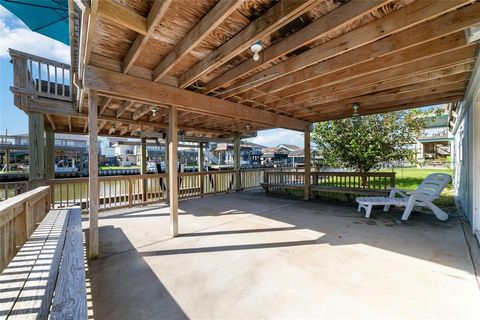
xmin=246 ymin=129 xmax=304 ymax=147
xmin=0 ymin=12 xmax=69 ymax=63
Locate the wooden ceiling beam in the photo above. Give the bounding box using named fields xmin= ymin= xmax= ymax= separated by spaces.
xmin=298 ymin=85 xmax=467 ymax=119
xmin=84 ymin=65 xmax=311 ymax=131
xmin=201 ymin=0 xmax=387 ymax=94
xmin=178 ymin=0 xmax=318 ymax=88
xmin=253 ymin=6 xmax=480 ymax=101
xmin=123 ymin=0 xmax=172 ymax=73
xmin=222 ymin=0 xmax=477 ymax=99
xmin=298 ymin=73 xmax=471 ymax=110
xmin=153 ymin=0 xmax=245 ymax=82
xmin=309 ymin=93 xmax=465 ymax=122
xmin=116 ymin=101 xmax=134 ymax=118
xmin=133 ymin=104 xmax=156 ymax=120
xmin=96 ymin=0 xmax=147 ymax=35
xmin=272 ymin=60 xmax=474 ymax=111
xmin=99 ymin=96 xmax=111 ymax=115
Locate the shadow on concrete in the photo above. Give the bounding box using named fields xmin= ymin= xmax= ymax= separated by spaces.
xmin=138 ymin=190 xmax=473 ymax=275
xmin=88 ymin=226 xmax=188 ymax=320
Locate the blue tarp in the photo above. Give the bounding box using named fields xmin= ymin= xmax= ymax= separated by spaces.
xmin=0 ymin=0 xmax=69 ymax=45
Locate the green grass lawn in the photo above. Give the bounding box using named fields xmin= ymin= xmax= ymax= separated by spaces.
xmin=381 ymin=167 xmax=455 ymax=210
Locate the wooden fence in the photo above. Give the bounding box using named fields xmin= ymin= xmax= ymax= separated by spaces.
xmin=263 ymin=171 xmax=396 ymax=196
xmin=0 ymin=181 xmax=28 ymax=201
xmin=44 ymin=169 xmax=267 ymax=211
xmin=0 ymin=186 xmax=51 ymax=271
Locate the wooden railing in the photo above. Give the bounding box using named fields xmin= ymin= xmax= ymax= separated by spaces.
xmin=263 ymin=171 xmax=396 ymax=196
xmin=241 ymin=169 xmax=266 ymax=189
xmin=0 ymin=186 xmax=51 ymax=271
xmin=311 ymin=172 xmax=396 ymax=190
xmin=9 ymin=48 xmax=72 ymax=102
xmin=45 ymin=169 xmax=267 ymax=211
xmin=0 ymin=181 xmax=28 ymax=201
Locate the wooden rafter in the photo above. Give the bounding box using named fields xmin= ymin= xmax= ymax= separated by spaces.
xmin=27 ymin=98 xmax=244 ymax=137
xmin=251 ymin=7 xmax=480 ymax=104
xmin=297 ymin=72 xmax=471 ymax=111
xmin=178 ymin=0 xmax=318 ymax=88
xmin=279 ymin=55 xmax=476 ymax=115
xmin=123 ymin=0 xmax=172 ymax=73
xmin=298 ymin=82 xmax=467 ymax=117
xmin=84 ymin=65 xmax=312 ymax=131
xmin=133 ymin=104 xmax=156 ymax=120
xmin=308 ymin=93 xmax=465 ymax=122
xmin=201 ymin=0 xmax=387 ymax=94
xmin=45 ymin=113 xmax=56 ymax=130
xmin=96 ymin=1 xmax=147 ymax=35
xmin=153 ymin=0 xmax=245 ymax=82
xmin=99 ymin=96 xmax=111 ymax=115
xmin=221 ymin=0 xmax=476 ymax=99
xmin=261 ymin=34 xmax=473 ymax=110
xmin=116 ymin=101 xmax=134 ymax=118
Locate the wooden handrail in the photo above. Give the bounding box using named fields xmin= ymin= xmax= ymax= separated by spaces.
xmin=0 ymin=186 xmax=51 ymax=271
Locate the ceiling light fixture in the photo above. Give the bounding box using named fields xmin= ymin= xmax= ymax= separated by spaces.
xmin=246 ymin=124 xmax=251 ymax=131
xmin=250 ymin=40 xmax=262 ymax=61
xmin=151 ymin=107 xmax=158 ymax=117
xmin=352 ymin=103 xmax=360 ymax=117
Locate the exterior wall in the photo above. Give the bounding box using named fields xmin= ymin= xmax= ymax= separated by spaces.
xmin=453 ymin=55 xmax=480 ymax=240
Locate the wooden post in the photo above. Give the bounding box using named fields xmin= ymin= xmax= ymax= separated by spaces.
xmin=198 ymin=142 xmax=204 ymax=196
xmin=168 ymin=106 xmax=179 ymax=237
xmin=234 ymin=135 xmax=242 ymax=191
xmin=164 ymin=133 xmax=169 ymax=202
xmin=141 ymin=137 xmax=147 ymax=202
xmin=88 ymin=91 xmax=99 ymax=259
xmin=45 ymin=124 xmax=55 ymax=180
xmin=28 ymin=112 xmax=45 ymax=189
xmin=5 ymin=149 xmax=9 ymax=172
xmin=304 ymin=130 xmax=311 ymax=200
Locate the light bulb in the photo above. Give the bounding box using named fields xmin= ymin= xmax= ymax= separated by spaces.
xmin=253 ymin=52 xmax=259 ymax=61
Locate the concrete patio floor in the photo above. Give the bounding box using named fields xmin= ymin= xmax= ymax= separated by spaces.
xmin=85 ymin=190 xmax=480 ymax=319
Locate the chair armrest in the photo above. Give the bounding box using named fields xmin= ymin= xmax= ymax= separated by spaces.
xmin=388 ymin=188 xmax=410 ymax=198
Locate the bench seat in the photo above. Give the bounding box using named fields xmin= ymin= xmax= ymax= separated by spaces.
xmin=0 ymin=207 xmax=86 ymax=320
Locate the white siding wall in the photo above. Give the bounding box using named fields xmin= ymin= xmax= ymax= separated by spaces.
xmin=453 ymin=54 xmax=480 ymax=239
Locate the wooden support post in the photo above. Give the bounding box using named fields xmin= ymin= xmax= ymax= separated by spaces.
xmin=198 ymin=142 xmax=204 ymax=196
xmin=234 ymin=135 xmax=242 ymax=191
xmin=28 ymin=112 xmax=45 ymax=189
xmin=45 ymin=124 xmax=55 ymax=180
xmin=141 ymin=137 xmax=147 ymax=202
xmin=304 ymin=131 xmax=311 ymax=200
xmin=164 ymin=133 xmax=169 ymax=202
xmin=88 ymin=91 xmax=99 ymax=259
xmin=5 ymin=149 xmax=9 ymax=172
xmin=168 ymin=106 xmax=179 ymax=237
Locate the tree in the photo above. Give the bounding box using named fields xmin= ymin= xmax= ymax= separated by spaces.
xmin=312 ymin=109 xmax=433 ymax=173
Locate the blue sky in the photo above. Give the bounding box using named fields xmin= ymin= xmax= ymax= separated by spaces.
xmin=0 ymin=5 xmax=304 ymax=147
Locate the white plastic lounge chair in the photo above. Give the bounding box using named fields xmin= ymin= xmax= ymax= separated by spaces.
xmin=356 ymin=173 xmax=451 ymax=221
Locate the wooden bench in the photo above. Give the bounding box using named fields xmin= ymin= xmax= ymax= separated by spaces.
xmin=261 ymin=183 xmax=391 ymax=196
xmin=0 ymin=207 xmax=87 ymax=319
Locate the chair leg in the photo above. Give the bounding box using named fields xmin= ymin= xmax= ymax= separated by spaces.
xmin=401 ymin=196 xmax=416 ymax=221
xmin=358 ymin=204 xmax=361 ymax=212
xmin=383 ymin=205 xmax=391 ymax=212
xmin=365 ymin=205 xmax=372 ymax=219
